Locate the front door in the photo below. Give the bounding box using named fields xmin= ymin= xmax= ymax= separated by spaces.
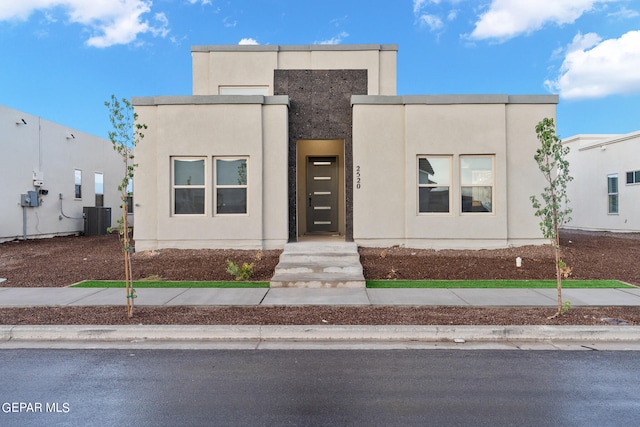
xmin=306 ymin=156 xmax=339 ymax=233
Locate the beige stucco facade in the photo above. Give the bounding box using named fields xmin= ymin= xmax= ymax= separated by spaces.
xmin=133 ymin=44 xmax=557 ymax=251
xmin=0 ymin=104 xmax=125 ymax=242
xmin=563 ymin=131 xmax=640 ymax=232
xmin=132 ymin=97 xmax=289 ymax=250
xmin=351 ymin=96 xmax=557 ymax=249
xmin=191 ymin=44 xmax=396 ymax=96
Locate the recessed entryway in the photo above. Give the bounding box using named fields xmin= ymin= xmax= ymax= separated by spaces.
xmin=296 ymin=139 xmax=345 ymax=238
xmin=306 ymin=156 xmax=338 ymax=233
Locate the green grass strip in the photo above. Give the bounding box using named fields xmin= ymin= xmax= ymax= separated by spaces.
xmin=72 ymin=281 xmax=270 ymax=288
xmin=72 ymin=279 xmax=633 ymax=289
xmin=366 ymin=280 xmax=633 ymax=289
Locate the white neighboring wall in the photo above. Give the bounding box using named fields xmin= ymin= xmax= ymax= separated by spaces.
xmin=563 ymin=130 xmax=640 ymax=232
xmin=0 ymin=104 xmax=125 ymax=242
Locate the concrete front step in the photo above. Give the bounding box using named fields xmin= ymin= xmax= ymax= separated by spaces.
xmin=270 ymin=241 xmax=366 ymax=288
xmin=269 ymin=276 xmax=366 ymax=288
xmin=278 ymin=252 xmax=361 ymax=263
xmin=273 ymin=261 xmax=363 ymax=275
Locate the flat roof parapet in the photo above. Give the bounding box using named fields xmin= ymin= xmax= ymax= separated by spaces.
xmin=191 ymin=44 xmax=398 ymax=53
xmin=132 ymin=95 xmax=290 ymax=106
xmin=351 ymin=94 xmax=559 ymax=105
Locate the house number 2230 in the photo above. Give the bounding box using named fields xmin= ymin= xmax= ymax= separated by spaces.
xmin=356 ymin=165 xmax=361 ymax=189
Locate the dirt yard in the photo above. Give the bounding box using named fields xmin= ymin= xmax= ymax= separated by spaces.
xmin=1 ymin=230 xmax=639 ymax=326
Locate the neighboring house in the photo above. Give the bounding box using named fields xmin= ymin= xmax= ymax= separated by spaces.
xmin=132 ymin=44 xmax=558 ymax=251
xmin=0 ymin=104 xmax=126 ymax=242
xmin=563 ymin=130 xmax=640 ymax=233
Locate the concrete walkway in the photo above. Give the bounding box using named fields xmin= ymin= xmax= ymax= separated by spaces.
xmin=2 ymin=286 xmax=640 ymax=307
xmin=2 ymin=286 xmax=640 ymax=347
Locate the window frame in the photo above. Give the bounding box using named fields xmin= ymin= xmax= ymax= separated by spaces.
xmin=171 ymin=157 xmax=207 ymax=216
xmin=460 ymin=155 xmax=495 ymax=214
xmin=94 ymin=172 xmax=104 ymax=207
xmin=214 ymin=156 xmax=249 ymax=216
xmin=417 ymin=155 xmax=452 ymax=214
xmin=626 ymin=170 xmax=640 ymax=185
xmin=74 ymin=169 xmax=82 ymax=199
xmin=608 ymin=173 xmax=619 ymax=214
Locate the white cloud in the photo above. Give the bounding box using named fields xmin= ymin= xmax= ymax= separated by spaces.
xmin=566 ymin=31 xmax=602 ymax=53
xmin=413 ymin=0 xmax=429 ymax=15
xmin=608 ymin=6 xmax=640 ymax=19
xmin=238 ymin=38 xmax=259 ymax=45
xmin=419 ymin=14 xmax=443 ymax=31
xmin=469 ymin=0 xmax=618 ymax=41
xmin=315 ymin=31 xmax=349 ymax=45
xmin=0 ymin=0 xmax=170 ymax=48
xmin=545 ymin=30 xmax=640 ymax=99
xmin=222 ymin=16 xmax=237 ymax=28
xmin=413 ymin=0 xmax=459 ymax=33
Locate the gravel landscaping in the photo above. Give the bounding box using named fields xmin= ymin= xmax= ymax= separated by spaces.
xmin=1 ymin=230 xmax=638 ymax=326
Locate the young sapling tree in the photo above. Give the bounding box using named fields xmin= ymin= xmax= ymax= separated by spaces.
xmin=104 ymin=95 xmax=146 ymax=318
xmin=530 ymin=117 xmax=573 ymax=318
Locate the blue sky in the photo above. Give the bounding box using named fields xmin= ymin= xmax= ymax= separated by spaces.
xmin=1 ymin=0 xmax=639 ymax=139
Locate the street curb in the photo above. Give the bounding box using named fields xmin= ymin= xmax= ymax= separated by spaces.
xmin=1 ymin=325 xmax=639 ymax=343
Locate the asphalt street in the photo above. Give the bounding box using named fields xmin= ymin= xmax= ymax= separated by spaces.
xmin=1 ymin=349 xmax=639 ymax=426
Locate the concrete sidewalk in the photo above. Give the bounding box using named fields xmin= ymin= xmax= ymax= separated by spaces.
xmin=2 ymin=287 xmax=640 ymax=347
xmin=2 ymin=286 xmax=640 ymax=307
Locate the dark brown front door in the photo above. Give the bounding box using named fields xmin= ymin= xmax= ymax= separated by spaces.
xmin=306 ymin=156 xmax=338 ymax=233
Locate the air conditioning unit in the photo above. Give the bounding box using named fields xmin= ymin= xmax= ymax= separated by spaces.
xmin=83 ymin=207 xmax=112 ymax=235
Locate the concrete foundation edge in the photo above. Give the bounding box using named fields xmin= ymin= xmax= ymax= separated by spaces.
xmin=1 ymin=325 xmax=639 ymax=343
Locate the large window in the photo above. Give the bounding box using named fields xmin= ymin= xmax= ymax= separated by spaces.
xmin=172 ymin=158 xmax=206 ymax=215
xmin=418 ymin=156 xmax=451 ymax=213
xmin=608 ymin=174 xmax=619 ymax=214
xmin=74 ymin=169 xmax=82 ymax=199
xmin=461 ymin=156 xmax=493 ymax=213
xmin=215 ymin=157 xmax=248 ymax=214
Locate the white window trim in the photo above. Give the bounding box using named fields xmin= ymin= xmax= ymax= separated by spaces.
xmin=171 ymin=157 xmax=207 ymax=216
xmin=74 ymin=169 xmax=82 ymax=200
xmin=417 ymin=155 xmax=452 ymax=215
xmin=94 ymin=172 xmax=104 ymax=207
xmin=626 ymin=170 xmax=640 ymax=185
xmin=460 ymin=155 xmax=495 ymax=215
xmin=214 ymin=156 xmax=249 ymax=216
xmin=608 ymin=173 xmax=619 ymax=215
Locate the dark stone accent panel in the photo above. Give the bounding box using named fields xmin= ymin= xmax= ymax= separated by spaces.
xmin=275 ymin=69 xmax=367 ymax=242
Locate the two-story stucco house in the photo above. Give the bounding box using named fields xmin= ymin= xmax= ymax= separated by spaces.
xmin=132 ymin=44 xmax=558 ymax=251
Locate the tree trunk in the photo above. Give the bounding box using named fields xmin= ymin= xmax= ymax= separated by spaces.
xmin=123 ymin=200 xmax=133 ymax=318
xmin=553 ymin=221 xmax=562 ymax=317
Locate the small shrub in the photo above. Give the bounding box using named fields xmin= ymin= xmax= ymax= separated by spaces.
xmin=226 ymin=259 xmax=254 ymax=281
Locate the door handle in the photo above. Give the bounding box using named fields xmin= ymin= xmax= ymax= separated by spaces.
xmin=308 ymin=193 xmax=312 ymax=207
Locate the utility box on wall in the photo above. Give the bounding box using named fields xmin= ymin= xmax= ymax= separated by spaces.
xmin=20 ymin=191 xmax=40 ymax=207
xmin=83 ymin=207 xmax=112 ymax=235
